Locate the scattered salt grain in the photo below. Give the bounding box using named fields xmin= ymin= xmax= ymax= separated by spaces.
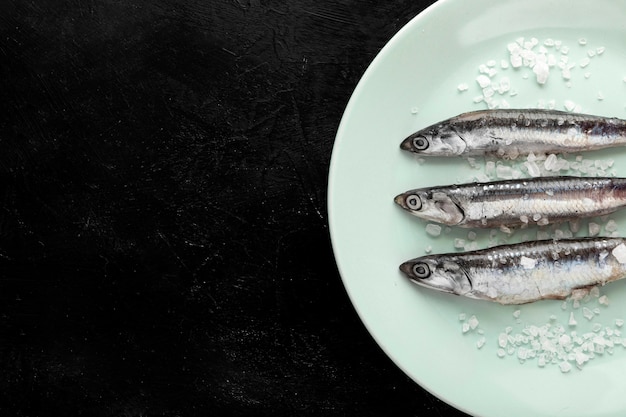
xmin=498 ymin=333 xmax=508 ymax=348
xmin=579 ymin=57 xmax=590 ymax=68
xmin=462 ymin=322 xmax=470 ymax=333
xmin=537 ymin=218 xmax=550 ymax=226
xmin=424 ymin=245 xmax=432 ymax=254
xmin=459 ymin=313 xmax=467 ymax=321
xmin=468 ymin=315 xmax=479 ymax=330
xmin=467 ymin=231 xmax=477 ymax=241
xmin=457 ymin=83 xmax=469 ymax=92
xmin=476 ymin=74 xmax=491 ymax=88
xmin=605 ymin=219 xmax=618 ymax=232
xmin=476 ymin=337 xmax=486 ymax=349
xmin=411 ymin=107 xmax=419 ymax=114
xmin=578 ymin=38 xmax=587 ymax=46
xmin=597 ymin=91 xmax=605 ymax=101
xmin=616 ymin=319 xmax=624 ymax=328
xmin=524 ymin=160 xmax=541 ymax=177
xmin=497 ymin=349 xmax=506 ymax=358
xmin=597 ymin=46 xmax=605 ymax=55
xmin=612 ymin=244 xmax=626 ymax=264
xmin=454 ymin=238 xmax=466 ymax=249
xmin=583 ymin=307 xmax=594 ymax=320
xmin=598 ymin=296 xmax=609 ymax=306
xmin=588 ymin=222 xmax=601 ymax=236
xmin=559 ymin=361 xmax=572 ymax=373
xmin=425 ymin=224 xmax=442 ymax=237
xmin=496 ymin=164 xmax=514 ymax=179
xmin=569 ymin=312 xmax=578 ymax=326
xmin=534 ymin=60 xmax=550 ymax=84
xmin=564 ymin=100 xmax=577 ymax=112
xmin=544 ymin=154 xmax=558 ymax=171
xmin=590 ymin=287 xmax=600 ymax=298
xmin=520 ymin=256 xmax=536 ymax=269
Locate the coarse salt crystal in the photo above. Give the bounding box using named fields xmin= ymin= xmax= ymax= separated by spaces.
xmin=564 ymin=100 xmax=576 ymax=112
xmin=578 ymin=38 xmax=587 ymax=45
xmin=599 ymin=295 xmax=609 ymax=306
xmin=590 ymin=286 xmax=600 ymax=298
xmin=462 ymin=322 xmax=470 ymax=333
xmin=498 ymin=333 xmax=508 ymax=348
xmin=468 ymin=231 xmax=477 ymax=241
xmin=468 ymin=315 xmax=479 ymax=330
xmin=589 ymin=222 xmax=601 ymax=236
xmin=559 ymin=361 xmax=572 ymax=373
xmin=605 ymin=219 xmax=618 ymax=232
xmin=533 ymin=60 xmax=550 ymax=84
xmin=520 ymin=256 xmax=536 ymax=269
xmin=597 ymin=46 xmax=605 ymax=55
xmin=496 ymin=164 xmax=514 ymax=179
xmin=425 ymin=224 xmax=442 ymax=237
xmin=476 ymin=337 xmax=486 ymax=349
xmin=569 ymin=312 xmax=578 ymax=326
xmin=583 ymin=307 xmax=594 ymax=320
xmin=424 ymin=245 xmax=432 ymax=254
xmin=476 ymin=74 xmax=491 ymax=88
xmin=454 ymin=238 xmax=466 ymax=248
xmin=612 ymin=243 xmax=626 ymax=264
xmin=616 ymin=319 xmax=624 ymax=327
xmin=457 ymin=83 xmax=469 ymax=92
xmin=524 ymin=160 xmax=541 ymax=177
xmin=544 ymin=154 xmax=558 ymax=170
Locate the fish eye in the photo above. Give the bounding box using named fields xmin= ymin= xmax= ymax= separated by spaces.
xmin=412 ymin=136 xmax=429 ymax=151
xmin=406 ymin=194 xmax=422 ymax=210
xmin=412 ymin=262 xmax=431 ymax=279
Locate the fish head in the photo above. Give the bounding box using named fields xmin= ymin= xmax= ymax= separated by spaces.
xmin=394 ymin=190 xmax=464 ymax=226
xmin=400 ymin=123 xmax=466 ymax=156
xmin=400 ymin=257 xmax=472 ymax=296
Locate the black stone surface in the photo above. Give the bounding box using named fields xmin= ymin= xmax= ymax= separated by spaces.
xmin=1 ymin=1 xmax=471 ymax=416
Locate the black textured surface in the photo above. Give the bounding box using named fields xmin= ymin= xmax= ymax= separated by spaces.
xmin=1 ymin=1 xmax=470 ymax=416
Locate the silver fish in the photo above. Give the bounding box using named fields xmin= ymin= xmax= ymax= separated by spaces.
xmin=400 ymin=237 xmax=626 ymax=304
xmin=394 ymin=176 xmax=626 ymax=228
xmin=400 ymin=109 xmax=626 ymax=158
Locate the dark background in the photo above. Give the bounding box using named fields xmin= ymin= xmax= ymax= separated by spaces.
xmin=0 ymin=1 xmax=470 ymax=416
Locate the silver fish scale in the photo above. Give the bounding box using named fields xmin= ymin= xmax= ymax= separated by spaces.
xmin=396 ymin=176 xmax=626 ymax=228
xmin=401 ymin=109 xmax=626 ymax=157
xmin=461 ymin=238 xmax=626 ymax=304
xmin=452 ymin=109 xmax=626 ymax=157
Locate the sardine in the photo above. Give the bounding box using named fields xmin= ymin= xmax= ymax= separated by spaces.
xmin=400 ymin=237 xmax=626 ymax=304
xmin=394 ymin=176 xmax=626 ymax=228
xmin=400 ymin=109 xmax=626 ymax=158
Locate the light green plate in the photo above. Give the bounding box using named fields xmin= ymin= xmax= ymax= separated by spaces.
xmin=328 ymin=1 xmax=626 ymax=416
